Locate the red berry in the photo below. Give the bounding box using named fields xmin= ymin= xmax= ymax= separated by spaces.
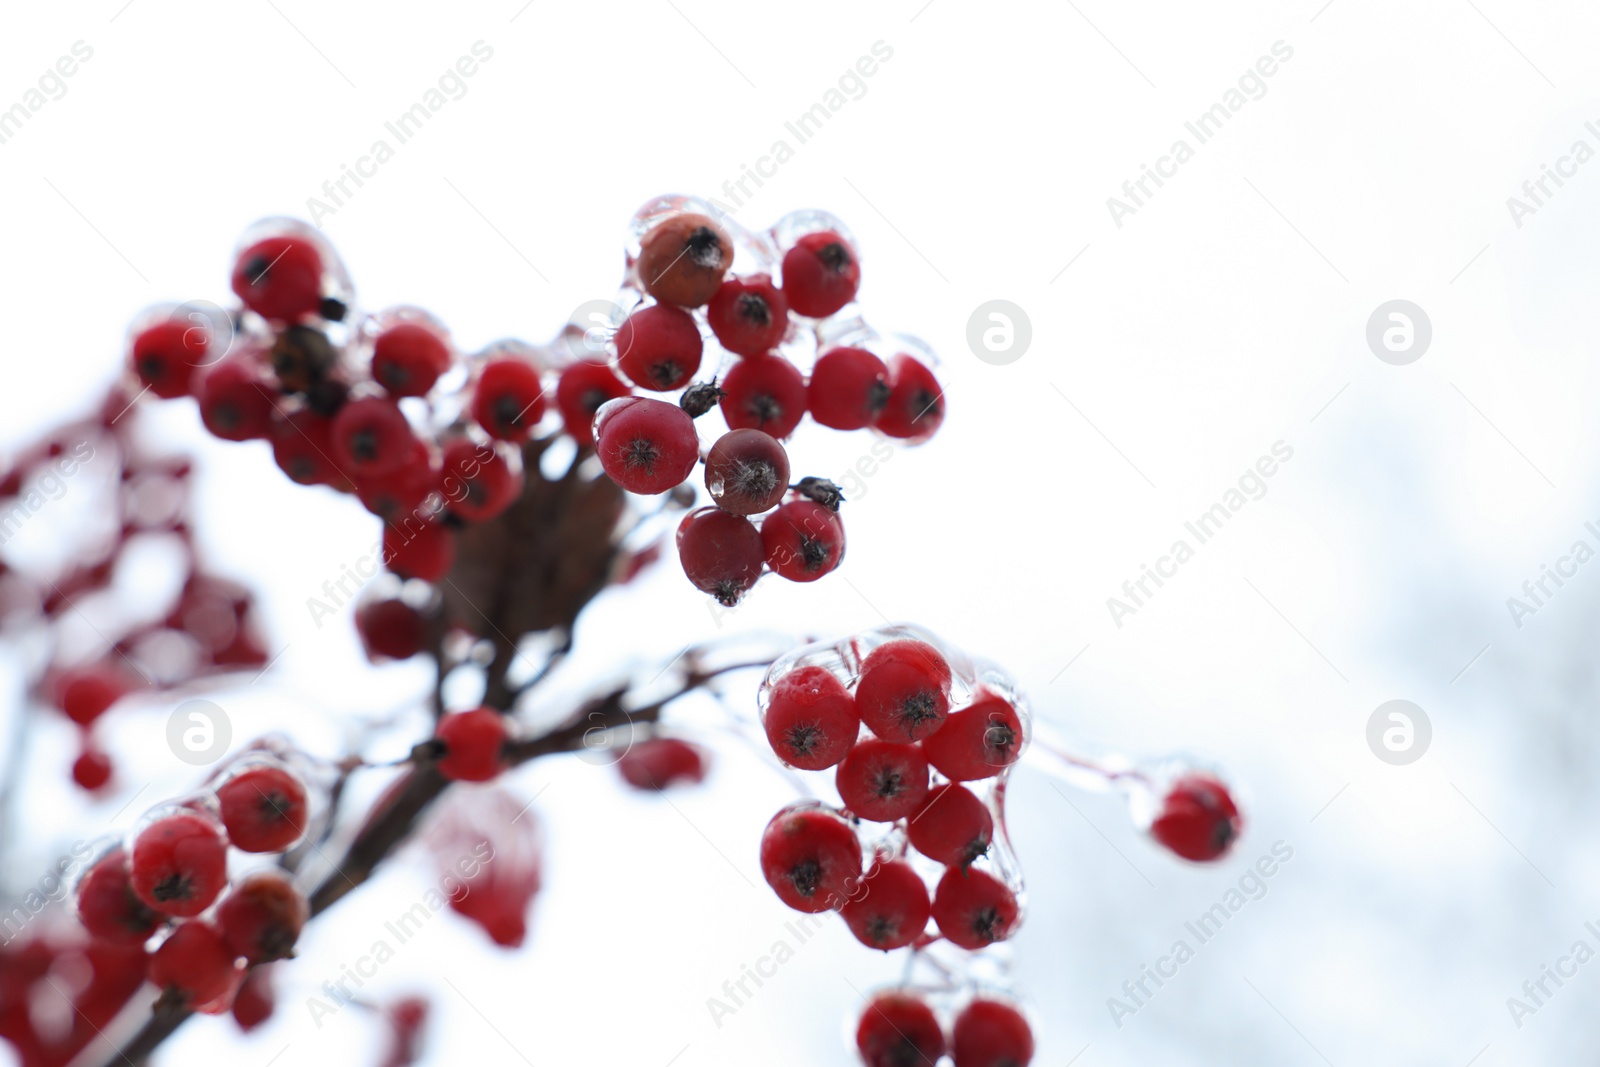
xmin=856 ymin=991 xmax=946 ymax=1067
xmin=436 ymin=708 xmax=509 ymax=782
xmin=836 ymin=739 xmax=929 ymax=822
xmin=271 ymin=409 xmax=341 ymax=487
xmin=472 ymin=359 xmax=547 ymax=441
xmin=129 ymin=810 xmax=229 ymax=917
xmin=198 ymin=360 xmax=276 ymax=442
xmin=877 ymin=354 xmax=945 ymax=441
xmin=76 ymin=847 xmax=162 ymax=944
xmin=383 ymin=519 xmax=456 ymax=582
xmin=841 ymin=859 xmax=931 ymax=950
xmin=58 ymin=667 xmax=129 ymax=726
xmin=232 ymin=966 xmax=276 ymax=1032
xmin=720 ymin=354 xmax=807 ymax=438
xmin=922 ymin=690 xmax=1025 ymax=782
xmin=763 ymin=665 xmax=859 ymax=771
xmin=856 ymin=640 xmax=952 ymax=743
xmin=637 ymin=213 xmax=733 ymax=308
xmin=782 ymin=230 xmax=860 ymax=318
xmin=908 ymin=783 xmax=992 ymax=867
xmin=951 ymin=999 xmax=1034 ymax=1067
xmin=131 ymin=320 xmax=206 ymax=399
xmin=707 ymin=274 xmax=788 ymax=357
xmin=73 ymin=748 xmax=114 ymax=791
xmin=232 ymin=231 xmax=321 ymax=319
xmin=1150 ymin=773 xmax=1242 ymax=862
xmin=704 ymin=429 xmax=790 ymax=516
xmin=149 ymin=920 xmax=240 ymax=1008
xmin=615 ymin=304 xmax=703 ymax=391
xmin=759 ymin=806 xmax=862 ymax=913
xmin=676 ymin=507 xmax=764 ymax=606
xmin=216 ymin=870 xmax=308 ymax=963
xmin=761 ymin=499 xmax=845 ymax=582
xmin=216 ymin=763 xmax=309 ymax=853
xmin=232 ymin=236 xmax=324 ymax=322
xmin=440 ymin=440 xmax=523 ymax=523
xmin=809 ymin=346 xmax=890 ymax=431
xmin=372 ymin=322 xmax=451 ymax=398
xmin=331 ymin=396 xmax=416 ymax=478
xmin=356 ymin=443 xmax=436 ymax=522
xmin=594 ymin=397 xmax=700 ymax=494
xmin=931 ymin=866 xmax=1019 ymax=950
xmin=555 ymin=359 xmax=631 ymax=446
xmin=616 ymin=737 xmax=708 ymax=790
xmin=357 ymin=598 xmax=427 ymax=660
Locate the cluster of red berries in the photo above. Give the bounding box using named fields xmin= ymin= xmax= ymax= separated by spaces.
xmin=605 ymin=197 xmax=946 ymax=605
xmin=0 ymin=391 xmax=270 ymax=793
xmin=71 ymin=750 xmax=314 ymax=1013
xmin=125 ymin=219 xmax=545 ymax=589
xmin=752 ymin=626 xmax=1035 ymax=1064
xmin=857 ymin=990 xmax=1034 ymax=1067
xmin=124 ymin=200 xmax=944 ymax=619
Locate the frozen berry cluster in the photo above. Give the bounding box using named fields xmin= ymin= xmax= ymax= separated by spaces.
xmin=605 ymin=196 xmax=946 ymax=605
xmin=857 ymin=990 xmax=1034 ymax=1067
xmin=0 ymin=391 xmax=270 ymax=794
xmin=123 ymin=200 xmax=944 ymax=618
xmin=71 ymin=746 xmax=317 ymax=1015
xmin=126 ymin=218 xmax=535 ymax=587
xmin=753 ymin=625 xmax=1035 ymax=1065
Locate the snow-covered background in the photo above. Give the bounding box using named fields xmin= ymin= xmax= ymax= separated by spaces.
xmin=3 ymin=0 xmax=1599 ymax=1063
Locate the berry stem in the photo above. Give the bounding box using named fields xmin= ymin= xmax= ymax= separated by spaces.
xmin=1025 ymin=720 xmax=1155 ymax=793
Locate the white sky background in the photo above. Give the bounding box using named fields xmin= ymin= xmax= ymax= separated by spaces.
xmin=2 ymin=0 xmax=1600 ymax=1064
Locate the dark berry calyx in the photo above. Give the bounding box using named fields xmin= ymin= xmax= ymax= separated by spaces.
xmin=243 ymin=254 xmax=272 ymax=285
xmin=961 ymin=835 xmax=992 ymax=867
xmin=648 ymin=361 xmax=683 ymax=389
xmin=493 ymin=394 xmax=529 ymax=432
xmin=984 ymin=722 xmax=1018 ymax=761
xmin=748 ymin=394 xmax=782 ymax=427
xmin=867 ymin=379 xmax=892 ymax=413
xmin=679 ymin=380 xmax=726 ymax=418
xmin=731 ymin=459 xmax=779 ymax=499
xmin=347 ymin=428 xmax=380 ymax=463
xmin=712 ymin=579 xmax=747 ymax=608
xmin=798 ymin=535 xmax=832 ymax=572
xmin=684 ymin=227 xmax=728 ymax=270
xmin=319 ymin=297 xmax=348 ymax=321
xmin=623 ymin=438 xmax=660 ymax=473
xmin=794 ymin=477 xmax=843 ymax=511
xmin=870 ymin=768 xmax=905 ymax=800
xmin=971 ymin=906 xmax=1004 ymax=944
xmin=789 ymin=859 xmax=821 ymax=899
xmin=897 ymin=692 xmax=941 ymax=737
xmin=258 ymin=790 xmax=295 ymax=822
xmin=152 ymin=872 xmax=194 ymax=903
xmin=783 ymin=723 xmax=822 ymax=757
xmin=736 ymin=292 xmax=771 ymax=326
xmin=817 ymin=241 xmax=853 ymax=273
